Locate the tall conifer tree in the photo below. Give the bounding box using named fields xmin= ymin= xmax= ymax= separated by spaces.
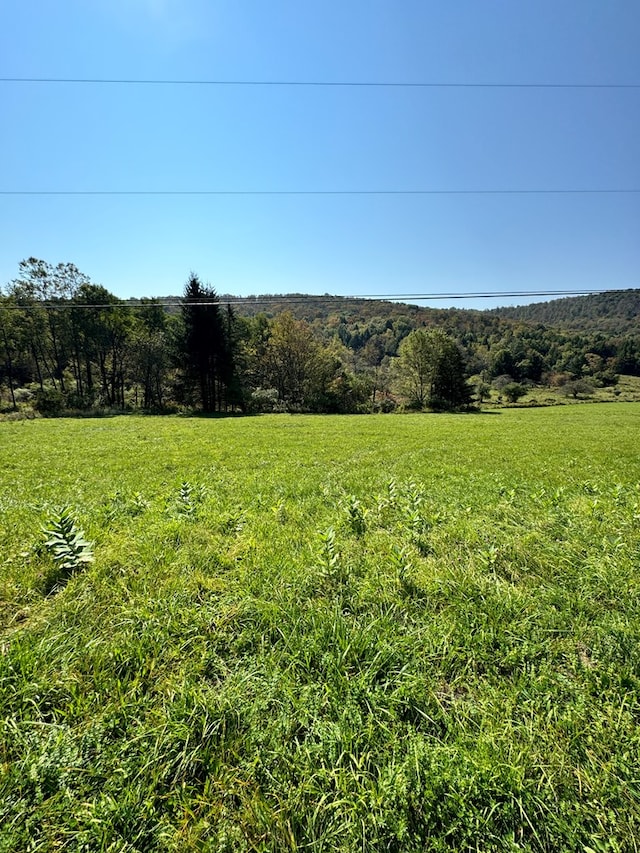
xmin=180 ymin=273 xmax=232 ymax=412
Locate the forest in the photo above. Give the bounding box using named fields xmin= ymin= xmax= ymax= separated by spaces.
xmin=1 ymin=257 xmax=639 ymax=416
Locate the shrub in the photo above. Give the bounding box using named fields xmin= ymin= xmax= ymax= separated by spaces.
xmin=503 ymin=382 xmax=527 ymax=403
xmin=249 ymin=387 xmax=286 ymax=413
xmin=562 ymin=379 xmax=594 ymax=399
xmin=475 ymin=381 xmax=492 ymax=402
xmin=34 ymin=387 xmax=66 ymax=416
xmin=13 ymin=387 xmax=34 ymax=404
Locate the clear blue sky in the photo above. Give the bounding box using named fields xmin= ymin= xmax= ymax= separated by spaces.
xmin=1 ymin=1 xmax=638 ymax=309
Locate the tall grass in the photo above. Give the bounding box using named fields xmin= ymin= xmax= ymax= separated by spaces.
xmin=1 ymin=406 xmax=640 ymax=851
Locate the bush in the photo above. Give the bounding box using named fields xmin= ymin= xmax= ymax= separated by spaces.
xmin=13 ymin=387 xmax=34 ymax=404
xmin=373 ymin=397 xmax=397 ymax=413
xmin=248 ymin=387 xmax=287 ymax=414
xmin=492 ymin=374 xmax=515 ymax=390
xmin=562 ymin=379 xmax=594 ymax=399
xmin=475 ymin=381 xmax=492 ymax=402
xmin=502 ymin=382 xmax=527 ymax=403
xmin=34 ymin=387 xmax=66 ymax=416
xmin=594 ymin=370 xmax=619 ymax=387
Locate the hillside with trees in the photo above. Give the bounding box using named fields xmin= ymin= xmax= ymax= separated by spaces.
xmin=1 ymin=258 xmax=639 ymax=417
xmin=223 ymin=289 xmax=639 ymax=389
xmin=491 ymin=289 xmax=640 ymax=333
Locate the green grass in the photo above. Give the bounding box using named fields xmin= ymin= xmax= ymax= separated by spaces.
xmin=484 ymin=374 xmax=640 ymax=407
xmin=1 ymin=406 xmax=640 ymax=852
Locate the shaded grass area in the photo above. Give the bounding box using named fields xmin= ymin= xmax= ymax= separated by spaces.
xmin=1 ymin=406 xmax=640 ymax=851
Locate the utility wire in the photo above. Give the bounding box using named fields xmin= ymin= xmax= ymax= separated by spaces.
xmin=1 ymin=77 xmax=639 ymax=89
xmin=2 ymin=189 xmax=638 ymax=196
xmin=2 ymin=288 xmax=635 ymax=310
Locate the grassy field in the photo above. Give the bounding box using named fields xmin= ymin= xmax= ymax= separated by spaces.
xmin=485 ymin=374 xmax=640 ymax=407
xmin=1 ymin=406 xmax=640 ymax=852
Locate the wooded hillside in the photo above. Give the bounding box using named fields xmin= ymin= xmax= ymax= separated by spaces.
xmin=2 ymin=259 xmax=639 ymax=416
xmin=491 ymin=289 xmax=640 ymax=333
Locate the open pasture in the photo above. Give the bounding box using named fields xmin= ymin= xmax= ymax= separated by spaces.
xmin=1 ymin=405 xmax=640 ymax=851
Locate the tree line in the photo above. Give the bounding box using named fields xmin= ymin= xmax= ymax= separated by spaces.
xmin=1 ymin=258 xmax=638 ymax=416
xmin=0 ymin=259 xmax=467 ymax=414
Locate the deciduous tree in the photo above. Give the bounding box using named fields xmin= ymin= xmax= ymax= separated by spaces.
xmin=397 ymin=328 xmax=471 ymax=410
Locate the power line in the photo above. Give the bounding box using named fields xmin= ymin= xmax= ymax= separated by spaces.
xmin=2 ymin=189 xmax=638 ymax=196
xmin=2 ymin=288 xmax=635 ymax=310
xmin=1 ymin=77 xmax=639 ymax=89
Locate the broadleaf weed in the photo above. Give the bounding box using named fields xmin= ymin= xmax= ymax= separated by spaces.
xmin=343 ymin=494 xmax=367 ymax=536
xmin=319 ymin=527 xmax=347 ymax=585
xmin=389 ymin=544 xmax=414 ymax=596
xmin=41 ymin=506 xmax=94 ymax=589
xmin=171 ymin=481 xmax=206 ymax=519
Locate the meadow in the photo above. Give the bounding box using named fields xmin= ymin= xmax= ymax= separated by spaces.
xmin=1 ymin=405 xmax=640 ymax=852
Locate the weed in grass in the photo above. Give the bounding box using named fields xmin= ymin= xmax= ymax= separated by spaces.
xmin=402 ymin=483 xmax=425 ymax=533
xmin=388 ymin=544 xmax=418 ymax=598
xmin=319 ymin=527 xmax=348 ymax=586
xmin=271 ymin=500 xmax=287 ymax=524
xmin=100 ymin=490 xmax=149 ymax=525
xmin=176 ymin=481 xmax=196 ymax=518
xmin=218 ymin=507 xmax=246 ymax=535
xmin=41 ymin=506 xmax=94 ymax=592
xmin=343 ymin=494 xmax=367 ymax=536
xmin=373 ymin=478 xmax=402 ymax=523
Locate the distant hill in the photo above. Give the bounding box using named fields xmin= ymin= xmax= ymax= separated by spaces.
xmin=129 ymin=287 xmax=640 ymax=381
xmin=155 ymin=288 xmax=639 ymax=338
xmin=491 ymin=289 xmax=640 ymax=334
xmin=218 ymin=289 xmax=640 ymax=380
xmin=213 ymin=289 xmax=640 ymax=337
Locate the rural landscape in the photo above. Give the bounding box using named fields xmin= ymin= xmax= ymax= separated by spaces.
xmin=1 ymin=258 xmax=640 ymax=419
xmin=1 ymin=273 xmax=640 ymax=851
xmin=1 ymin=0 xmax=637 ymax=848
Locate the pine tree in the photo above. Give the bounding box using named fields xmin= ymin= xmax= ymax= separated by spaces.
xmin=180 ymin=274 xmax=234 ymax=412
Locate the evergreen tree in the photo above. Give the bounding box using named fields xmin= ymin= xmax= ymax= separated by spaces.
xmin=180 ymin=274 xmax=233 ymax=412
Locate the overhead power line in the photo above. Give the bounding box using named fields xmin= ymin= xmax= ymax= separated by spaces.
xmin=2 ymin=288 xmax=634 ymax=310
xmin=2 ymin=189 xmax=638 ymax=196
xmin=1 ymin=77 xmax=639 ymax=89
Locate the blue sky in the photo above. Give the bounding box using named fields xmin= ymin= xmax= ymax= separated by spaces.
xmin=1 ymin=1 xmax=638 ymax=308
